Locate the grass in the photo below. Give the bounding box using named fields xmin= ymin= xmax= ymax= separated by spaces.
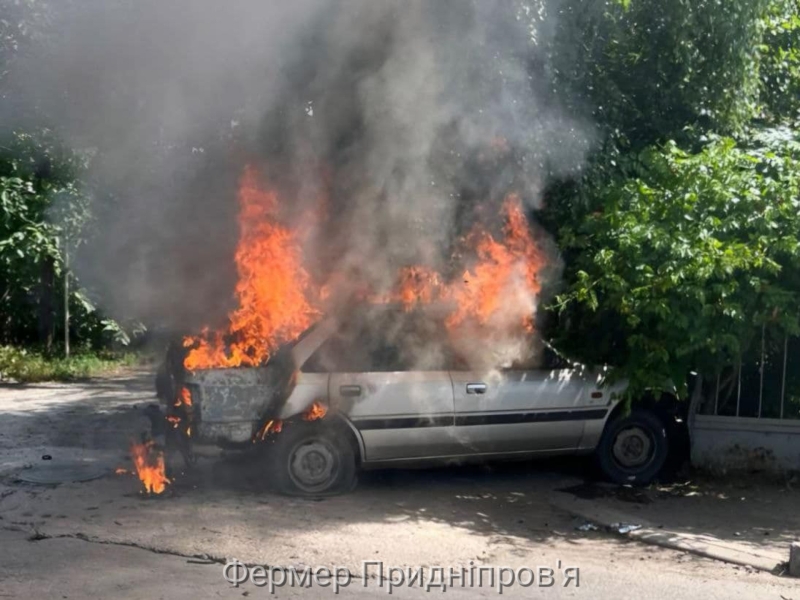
xmin=0 ymin=346 xmax=142 ymax=383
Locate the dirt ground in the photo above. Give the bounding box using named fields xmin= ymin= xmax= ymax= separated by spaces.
xmin=560 ymin=475 xmax=800 ymax=562
xmin=1 ymin=372 xmax=799 ymax=599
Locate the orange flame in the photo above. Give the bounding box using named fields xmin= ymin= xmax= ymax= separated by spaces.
xmin=376 ymin=195 xmax=543 ymax=336
xmin=115 ymin=467 xmax=128 ymax=475
xmin=184 ymin=167 xmax=320 ymax=370
xmin=303 ymin=401 xmax=328 ymax=421
xmin=174 ymin=386 xmax=192 ymax=407
xmin=255 ymin=419 xmax=283 ymax=441
xmin=183 ymin=163 xmax=544 ymax=373
xmin=395 ymin=266 xmax=443 ymax=310
xmin=445 ymin=195 xmax=542 ymax=332
xmin=130 ymin=440 xmax=170 ymax=495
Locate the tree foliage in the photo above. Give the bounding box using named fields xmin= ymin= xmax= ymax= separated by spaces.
xmin=548 ymin=132 xmax=800 ymax=397
xmin=0 ymin=0 xmax=48 ymax=82
xmin=759 ymin=0 xmax=800 ymax=123
xmin=533 ymin=0 xmax=800 ymax=400
xmin=0 ymin=130 xmax=107 ymax=348
xmin=1 ymin=0 xmax=800 ymax=389
xmin=544 ymin=0 xmax=771 ymax=147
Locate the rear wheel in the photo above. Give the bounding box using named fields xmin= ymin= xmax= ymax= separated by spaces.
xmin=596 ymin=409 xmax=668 ymax=485
xmin=269 ymin=420 xmax=357 ymax=497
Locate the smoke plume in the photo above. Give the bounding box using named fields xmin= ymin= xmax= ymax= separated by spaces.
xmin=4 ymin=0 xmax=595 ymax=369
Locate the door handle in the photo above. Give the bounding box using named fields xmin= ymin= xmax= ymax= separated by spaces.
xmin=466 ymin=383 xmax=487 ymax=395
xmin=339 ymin=384 xmax=362 ymax=398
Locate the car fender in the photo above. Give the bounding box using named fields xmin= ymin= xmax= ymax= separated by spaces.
xmin=276 ymin=374 xmax=366 ymax=461
xmin=577 ymin=397 xmax=622 ymax=451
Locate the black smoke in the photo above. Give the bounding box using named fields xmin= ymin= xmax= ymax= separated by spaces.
xmin=4 ymin=0 xmax=594 ymax=365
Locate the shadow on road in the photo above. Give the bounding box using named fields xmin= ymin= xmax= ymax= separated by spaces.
xmin=0 ymin=373 xmax=600 ymax=556
xmin=179 ymin=451 xmax=596 ymax=547
xmin=3 ymin=373 xmax=797 ymax=562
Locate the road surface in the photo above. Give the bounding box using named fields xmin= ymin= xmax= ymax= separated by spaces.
xmin=0 ymin=373 xmax=797 ymax=599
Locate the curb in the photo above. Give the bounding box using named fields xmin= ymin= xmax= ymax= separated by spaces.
xmin=550 ymin=492 xmax=786 ymax=574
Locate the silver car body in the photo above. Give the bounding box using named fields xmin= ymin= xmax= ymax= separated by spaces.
xmin=185 ymin=314 xmax=626 ymax=465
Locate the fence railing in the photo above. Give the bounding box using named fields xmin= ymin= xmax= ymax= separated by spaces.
xmin=699 ymin=326 xmax=800 ymax=420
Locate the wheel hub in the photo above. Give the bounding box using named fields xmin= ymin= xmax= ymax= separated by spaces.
xmin=288 ymin=440 xmax=337 ymax=492
xmin=612 ymin=426 xmax=653 ymax=469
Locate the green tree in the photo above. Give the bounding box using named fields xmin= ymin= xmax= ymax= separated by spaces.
xmin=548 ymin=132 xmax=800 ymax=398
xmin=0 ymin=0 xmax=48 ymax=82
xmin=542 ymin=0 xmax=771 ymax=148
xmin=0 ymin=130 xmax=97 ymax=349
xmin=758 ymin=0 xmax=800 ymax=123
xmin=535 ymin=0 xmax=800 ymax=401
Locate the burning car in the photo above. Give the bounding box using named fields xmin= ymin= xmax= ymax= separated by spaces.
xmin=156 ymin=304 xmax=673 ymax=496
xmin=137 ymin=167 xmax=679 ymax=497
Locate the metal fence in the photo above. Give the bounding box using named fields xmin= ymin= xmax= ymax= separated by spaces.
xmin=699 ymin=326 xmax=800 ymax=420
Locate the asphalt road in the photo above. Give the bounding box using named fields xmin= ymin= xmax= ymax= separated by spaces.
xmin=0 ymin=373 xmax=798 ymax=599
xmin=1 ymin=528 xmax=794 ymax=599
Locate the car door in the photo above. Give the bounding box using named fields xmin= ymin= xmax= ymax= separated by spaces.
xmin=302 ymin=311 xmax=459 ymax=462
xmin=450 ymin=348 xmax=610 ymax=454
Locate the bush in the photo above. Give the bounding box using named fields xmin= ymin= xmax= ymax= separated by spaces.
xmin=549 ymin=130 xmax=800 ymax=398
xmin=0 ymin=346 xmax=139 ymax=383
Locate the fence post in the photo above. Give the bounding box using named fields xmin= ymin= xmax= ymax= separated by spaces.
xmin=736 ymin=358 xmax=742 ymax=418
xmin=64 ymin=237 xmax=70 ymax=359
xmin=781 ymin=333 xmax=788 ymax=420
xmin=758 ymin=324 xmax=765 ymax=418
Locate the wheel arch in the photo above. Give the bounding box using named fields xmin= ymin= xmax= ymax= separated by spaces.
xmin=606 ymin=390 xmax=683 ymax=429
xmin=277 ymin=409 xmax=365 ymax=464
xmin=327 ymin=412 xmax=366 ymax=465
xmin=585 ymin=390 xmax=681 ymax=451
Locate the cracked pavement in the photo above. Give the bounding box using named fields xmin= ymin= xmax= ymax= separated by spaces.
xmin=1 ymin=373 xmax=798 ymax=599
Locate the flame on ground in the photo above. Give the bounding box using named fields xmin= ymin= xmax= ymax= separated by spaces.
xmin=130 ymin=440 xmax=170 ymax=495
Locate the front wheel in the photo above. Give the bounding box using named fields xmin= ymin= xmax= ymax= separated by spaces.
xmin=268 ymin=420 xmax=357 ymax=497
xmin=596 ymin=409 xmax=668 ymax=485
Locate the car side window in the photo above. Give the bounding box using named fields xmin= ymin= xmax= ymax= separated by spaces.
xmin=301 ymin=310 xmax=465 ymax=372
xmin=301 ymin=330 xmax=409 ymax=372
xmin=302 ymin=334 xmax=347 ymax=373
xmin=389 ymin=310 xmax=459 ymax=371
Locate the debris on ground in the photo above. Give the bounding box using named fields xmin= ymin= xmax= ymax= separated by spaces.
xmin=611 ymin=522 xmax=643 ymax=534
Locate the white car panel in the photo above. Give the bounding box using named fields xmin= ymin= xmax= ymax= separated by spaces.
xmin=329 ymin=371 xmax=458 ymax=461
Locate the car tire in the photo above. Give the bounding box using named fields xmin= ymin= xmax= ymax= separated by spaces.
xmin=269 ymin=419 xmax=358 ymax=497
xmin=596 ymin=409 xmax=668 ymax=485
